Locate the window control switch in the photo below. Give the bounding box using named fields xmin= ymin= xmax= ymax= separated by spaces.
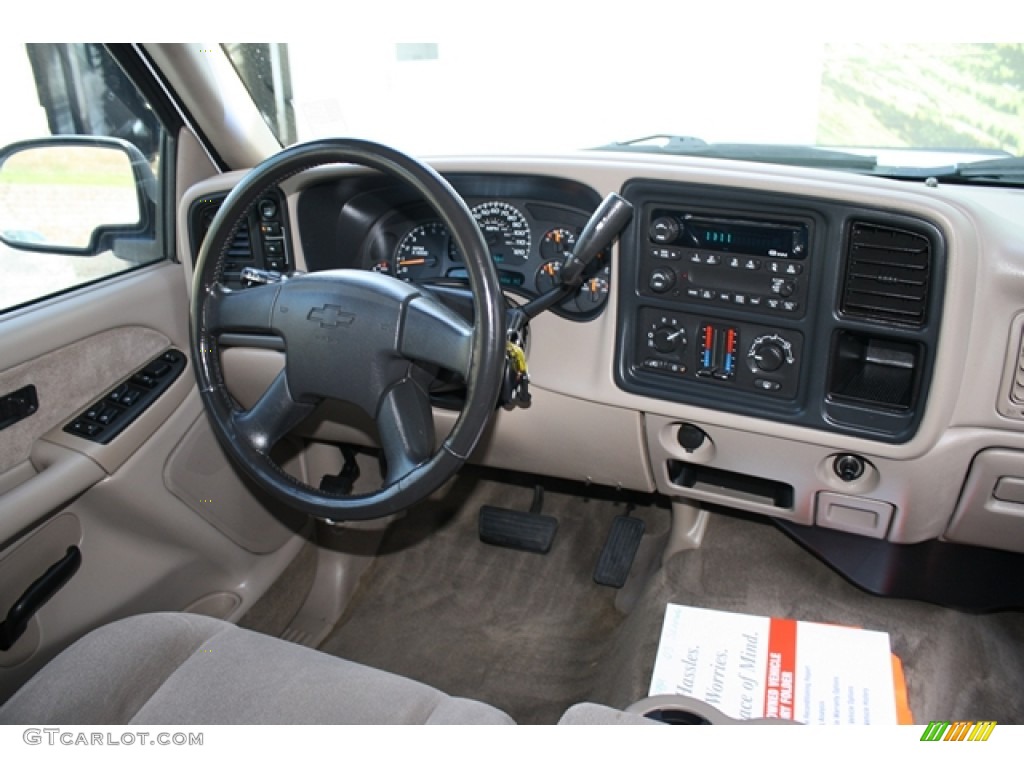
xmin=64 ymin=347 xmax=185 ymax=444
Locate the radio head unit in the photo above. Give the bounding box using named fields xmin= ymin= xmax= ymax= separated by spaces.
xmin=649 ymin=209 xmax=809 ymax=261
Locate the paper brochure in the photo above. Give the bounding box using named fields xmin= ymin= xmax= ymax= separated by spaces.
xmin=649 ymin=604 xmax=910 ymax=724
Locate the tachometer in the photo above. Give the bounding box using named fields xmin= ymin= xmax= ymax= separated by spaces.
xmin=394 ymin=221 xmax=448 ymax=279
xmin=470 ymin=201 xmax=531 ymax=266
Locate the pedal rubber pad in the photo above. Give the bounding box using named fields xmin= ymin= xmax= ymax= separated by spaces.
xmin=593 ymin=516 xmax=645 ymax=588
xmin=479 ymin=505 xmax=558 ymax=554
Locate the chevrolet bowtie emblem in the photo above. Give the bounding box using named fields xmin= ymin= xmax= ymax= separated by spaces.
xmin=307 ymin=304 xmax=355 ymax=328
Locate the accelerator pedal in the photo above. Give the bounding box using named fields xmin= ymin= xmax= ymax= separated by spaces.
xmin=478 ymin=485 xmax=557 ymax=554
xmin=593 ymin=514 xmax=645 ymax=588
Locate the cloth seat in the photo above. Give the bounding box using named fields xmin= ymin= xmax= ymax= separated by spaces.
xmin=0 ymin=612 xmax=514 ymax=725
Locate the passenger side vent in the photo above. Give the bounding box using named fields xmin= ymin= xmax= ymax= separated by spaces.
xmin=840 ymin=222 xmax=931 ymax=327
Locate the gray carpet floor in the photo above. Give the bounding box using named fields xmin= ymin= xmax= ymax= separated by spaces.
xmin=305 ymin=469 xmax=1024 ymax=725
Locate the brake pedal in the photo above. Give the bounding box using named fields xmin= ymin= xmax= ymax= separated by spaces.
xmin=478 ymin=485 xmax=557 ymax=554
xmin=593 ymin=514 xmax=645 ymax=588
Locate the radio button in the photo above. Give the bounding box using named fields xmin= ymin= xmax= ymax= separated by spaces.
xmin=651 ymin=247 xmax=679 ymax=260
xmin=754 ymin=378 xmax=782 ymax=392
xmin=718 ymin=292 xmax=732 ymax=302
xmin=766 ymin=298 xmax=781 ymax=310
xmin=782 ymin=300 xmax=799 ymax=312
xmin=699 ymin=289 xmax=716 ymax=300
xmin=784 ymin=263 xmax=803 ymax=275
xmin=748 ymin=295 xmax=764 ymax=307
xmin=686 ymin=288 xmax=700 ymax=299
xmin=706 ymin=254 xmax=722 ymax=266
xmin=733 ymin=294 xmax=748 ymax=306
xmin=727 ymin=257 xmax=741 ymax=269
xmin=744 ymin=259 xmax=761 ymax=270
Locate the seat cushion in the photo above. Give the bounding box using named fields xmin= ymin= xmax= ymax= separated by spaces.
xmin=0 ymin=612 xmax=514 ymax=725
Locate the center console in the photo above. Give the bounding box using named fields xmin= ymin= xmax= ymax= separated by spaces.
xmin=615 ymin=180 xmax=946 ymax=443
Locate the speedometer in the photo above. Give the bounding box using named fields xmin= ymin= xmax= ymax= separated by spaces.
xmin=470 ymin=201 xmax=531 ymax=266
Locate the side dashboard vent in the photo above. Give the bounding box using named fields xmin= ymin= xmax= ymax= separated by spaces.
xmin=840 ymin=222 xmax=931 ymax=327
xmin=193 ymin=200 xmax=254 ymax=273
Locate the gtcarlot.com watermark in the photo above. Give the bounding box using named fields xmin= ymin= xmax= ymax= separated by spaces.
xmin=23 ymin=729 xmax=203 ymax=747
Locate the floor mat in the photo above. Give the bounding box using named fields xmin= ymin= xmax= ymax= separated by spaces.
xmin=589 ymin=510 xmax=1024 ymax=724
xmin=319 ymin=469 xmax=666 ymax=725
xmin=317 ymin=471 xmax=1024 ymax=724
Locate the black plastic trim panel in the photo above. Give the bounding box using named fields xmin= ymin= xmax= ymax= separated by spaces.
xmin=775 ymin=519 xmax=1024 ymax=612
xmin=64 ymin=349 xmax=186 ymax=444
xmin=188 ymin=188 xmax=293 ymax=288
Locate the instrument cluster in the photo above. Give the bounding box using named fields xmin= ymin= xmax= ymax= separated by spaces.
xmin=368 ymin=197 xmax=611 ymax=318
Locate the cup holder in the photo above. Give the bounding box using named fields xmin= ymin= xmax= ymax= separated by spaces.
xmin=643 ymin=708 xmax=712 ymax=725
xmin=625 ymin=694 xmax=800 ymax=725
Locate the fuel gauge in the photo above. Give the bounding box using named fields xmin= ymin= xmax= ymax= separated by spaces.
xmin=576 ymin=267 xmax=611 ymax=312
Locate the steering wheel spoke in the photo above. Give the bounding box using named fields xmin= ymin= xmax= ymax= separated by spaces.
xmin=231 ymin=370 xmax=316 ymax=455
xmin=399 ymin=295 xmax=475 ymax=378
xmin=206 ymin=282 xmax=282 ymax=337
xmin=377 ymin=377 xmax=435 ymax=485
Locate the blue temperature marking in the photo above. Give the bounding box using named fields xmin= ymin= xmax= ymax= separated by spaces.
xmin=725 ymin=353 xmax=735 ymax=373
xmin=703 ymin=350 xmax=712 ymax=368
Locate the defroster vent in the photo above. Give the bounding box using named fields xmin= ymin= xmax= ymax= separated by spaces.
xmin=841 ymin=222 xmax=931 ymax=327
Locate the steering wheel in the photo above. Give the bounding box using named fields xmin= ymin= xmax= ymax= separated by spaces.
xmin=190 ymin=139 xmax=506 ymax=521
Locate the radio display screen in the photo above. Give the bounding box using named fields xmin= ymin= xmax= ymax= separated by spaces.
xmin=652 ymin=209 xmax=808 ymax=260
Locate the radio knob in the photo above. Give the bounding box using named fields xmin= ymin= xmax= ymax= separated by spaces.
xmin=648 ymin=268 xmax=676 ymax=293
xmin=779 ymin=280 xmax=796 ymax=298
xmin=650 ymin=217 xmax=680 ymax=244
xmin=652 ymin=326 xmax=686 ymax=354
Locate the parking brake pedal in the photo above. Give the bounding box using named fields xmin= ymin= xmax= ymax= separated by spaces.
xmin=593 ymin=514 xmax=645 ymax=588
xmin=478 ymin=485 xmax=558 ymax=554
xmin=319 ymin=447 xmax=361 ymax=495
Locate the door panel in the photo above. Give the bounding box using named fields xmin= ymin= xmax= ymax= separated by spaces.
xmin=0 ymin=45 xmax=308 ymax=703
xmin=0 ymin=261 xmax=308 ymax=703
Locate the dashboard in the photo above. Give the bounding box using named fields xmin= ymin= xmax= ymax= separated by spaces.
xmin=182 ymin=152 xmax=1024 ymax=597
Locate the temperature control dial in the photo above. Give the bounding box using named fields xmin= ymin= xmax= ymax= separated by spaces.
xmin=651 ymin=325 xmax=687 ymax=354
xmin=747 ymin=334 xmax=795 ymax=373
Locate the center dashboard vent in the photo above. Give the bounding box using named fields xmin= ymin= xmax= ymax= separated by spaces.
xmin=840 ymin=221 xmax=932 ymax=327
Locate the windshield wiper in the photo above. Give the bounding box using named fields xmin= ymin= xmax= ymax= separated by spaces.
xmin=938 ymin=156 xmax=1024 ymax=182
xmin=593 ymin=135 xmax=878 ymax=171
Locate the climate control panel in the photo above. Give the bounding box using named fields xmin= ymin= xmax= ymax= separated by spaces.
xmin=635 ymin=308 xmax=802 ymax=398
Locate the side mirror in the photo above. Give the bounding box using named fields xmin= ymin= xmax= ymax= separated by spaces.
xmin=0 ymin=136 xmax=156 ymax=256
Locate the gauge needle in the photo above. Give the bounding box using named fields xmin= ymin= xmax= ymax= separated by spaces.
xmin=401 ymin=258 xmax=427 ymax=266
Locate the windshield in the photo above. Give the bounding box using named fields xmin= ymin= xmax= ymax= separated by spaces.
xmin=225 ymin=42 xmax=1023 ymax=176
